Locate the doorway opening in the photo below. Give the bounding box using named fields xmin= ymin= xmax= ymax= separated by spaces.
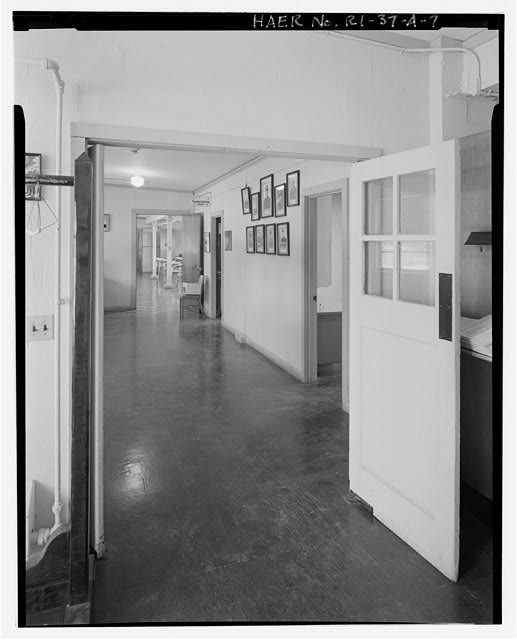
xmin=303 ymin=181 xmax=349 ymax=410
xmin=133 ymin=211 xmax=203 ymax=303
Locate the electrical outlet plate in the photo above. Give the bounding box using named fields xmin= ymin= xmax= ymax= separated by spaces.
xmin=27 ymin=315 xmax=54 ymax=341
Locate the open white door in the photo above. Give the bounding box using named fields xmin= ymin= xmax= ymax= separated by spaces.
xmin=349 ymin=140 xmax=460 ymax=581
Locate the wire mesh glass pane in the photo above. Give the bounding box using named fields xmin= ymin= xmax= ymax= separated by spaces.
xmin=399 ymin=170 xmax=435 ymax=235
xmin=364 ymin=178 xmax=393 ymax=234
xmin=364 ymin=241 xmax=393 ymax=298
xmin=398 ymin=242 xmax=435 ymax=306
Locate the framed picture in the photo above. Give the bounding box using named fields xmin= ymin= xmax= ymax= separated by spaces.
xmin=251 ymin=192 xmax=260 ymax=221
xmin=265 ymin=223 xmax=276 ymax=255
xmin=241 ymin=186 xmax=251 ymax=215
xmin=25 ymin=153 xmax=41 ymax=201
xmin=255 ymin=224 xmax=265 ymax=253
xmin=286 ymin=170 xmax=300 ymax=207
xmin=274 ymin=183 xmax=286 ymax=217
xmin=277 ymin=222 xmax=290 ymax=256
xmin=260 ymin=174 xmax=274 ymax=219
xmin=204 ymin=231 xmax=211 ymax=253
xmin=246 ymin=226 xmax=255 ymax=253
xmin=224 ymin=230 xmax=232 ymax=251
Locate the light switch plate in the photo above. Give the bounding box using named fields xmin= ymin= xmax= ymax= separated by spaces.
xmin=27 ymin=315 xmax=54 ymax=341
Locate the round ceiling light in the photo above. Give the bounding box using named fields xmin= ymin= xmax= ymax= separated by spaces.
xmin=130 ymin=175 xmax=144 ymax=188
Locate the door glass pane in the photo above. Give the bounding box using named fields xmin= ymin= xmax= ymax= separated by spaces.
xmin=364 ymin=241 xmax=393 ymax=298
xmin=364 ymin=178 xmax=392 ymax=234
xmin=398 ymin=241 xmax=435 ymax=306
xmin=399 ymin=170 xmax=435 ymax=234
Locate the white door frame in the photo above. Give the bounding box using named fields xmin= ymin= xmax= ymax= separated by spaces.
xmin=70 ymin=123 xmax=378 ymax=553
xmin=302 ymin=175 xmax=350 ymax=411
xmin=207 ymin=210 xmax=224 ymax=319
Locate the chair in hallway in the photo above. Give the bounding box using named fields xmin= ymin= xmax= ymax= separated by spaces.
xmin=179 ymin=275 xmax=204 ymax=319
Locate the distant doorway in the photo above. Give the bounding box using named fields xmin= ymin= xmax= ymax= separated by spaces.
xmin=215 ymin=216 xmax=222 ymax=318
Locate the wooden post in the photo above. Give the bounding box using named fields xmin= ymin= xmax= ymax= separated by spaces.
xmin=68 ymin=151 xmax=92 ymax=608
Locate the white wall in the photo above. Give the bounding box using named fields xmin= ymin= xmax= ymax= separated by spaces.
xmin=317 ymin=192 xmax=342 ymax=313
xmin=18 ymin=52 xmax=79 ymax=529
xmin=15 ymin=30 xmax=430 ymax=151
xmin=202 ymin=158 xmax=346 ymax=378
xmin=429 ymin=35 xmax=498 ymax=143
xmin=104 ymin=186 xmax=192 ymax=310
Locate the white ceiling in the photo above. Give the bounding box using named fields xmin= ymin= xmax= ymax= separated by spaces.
xmin=396 ymin=28 xmax=487 ymax=42
xmin=104 ymin=146 xmax=258 ymax=192
xmin=341 ymin=27 xmax=494 ymax=49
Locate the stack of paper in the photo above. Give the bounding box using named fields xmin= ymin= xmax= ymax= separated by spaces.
xmin=460 ymin=315 xmax=492 ymax=357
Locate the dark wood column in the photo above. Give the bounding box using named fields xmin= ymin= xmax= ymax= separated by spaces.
xmin=68 ymin=152 xmax=93 ymax=607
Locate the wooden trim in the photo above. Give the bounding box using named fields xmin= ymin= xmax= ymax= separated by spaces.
xmin=69 ymin=151 xmax=93 ymax=607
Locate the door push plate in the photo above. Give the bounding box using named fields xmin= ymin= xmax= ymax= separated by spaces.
xmin=439 ymin=273 xmax=453 ymax=341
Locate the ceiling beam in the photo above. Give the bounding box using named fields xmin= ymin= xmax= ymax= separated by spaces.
xmin=104 ymin=178 xmax=193 ymax=195
xmin=72 ymin=122 xmax=382 ymax=162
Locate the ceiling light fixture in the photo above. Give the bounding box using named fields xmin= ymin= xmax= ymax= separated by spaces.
xmin=130 ymin=175 xmax=144 ymax=188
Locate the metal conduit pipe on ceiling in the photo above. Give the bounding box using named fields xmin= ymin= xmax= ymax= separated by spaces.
xmin=322 ymin=31 xmax=483 ymax=94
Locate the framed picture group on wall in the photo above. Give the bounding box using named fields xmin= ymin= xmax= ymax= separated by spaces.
xmin=242 ymin=170 xmax=297 ymax=257
xmin=242 ymin=169 xmax=300 ymax=221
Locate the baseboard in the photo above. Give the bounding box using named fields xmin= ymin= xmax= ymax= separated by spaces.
xmin=221 ymin=321 xmax=304 ymax=383
xmin=64 ymin=602 xmax=90 ymax=625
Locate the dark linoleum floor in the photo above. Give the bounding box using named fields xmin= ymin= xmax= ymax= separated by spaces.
xmin=92 ymin=274 xmax=493 ymax=624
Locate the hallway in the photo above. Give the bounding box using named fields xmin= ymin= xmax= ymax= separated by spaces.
xmin=92 ymin=274 xmax=493 ymax=624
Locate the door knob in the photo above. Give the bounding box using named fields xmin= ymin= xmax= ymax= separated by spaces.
xmin=313 ymin=295 xmax=317 ymax=302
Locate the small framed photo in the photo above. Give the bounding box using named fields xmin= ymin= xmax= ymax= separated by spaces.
xmin=286 ymin=170 xmax=300 ymax=207
xmin=274 ymin=183 xmax=286 ymax=217
xmin=241 ymin=186 xmax=251 ymax=215
xmin=255 ymin=224 xmax=265 ymax=253
xmin=224 ymin=230 xmax=232 ymax=251
xmin=25 ymin=153 xmax=41 ymax=201
xmin=246 ymin=226 xmax=255 ymax=254
xmin=260 ymin=174 xmax=274 ymax=219
xmin=204 ymin=231 xmax=211 ymax=253
xmin=251 ymin=192 xmax=260 ymax=221
xmin=265 ymin=224 xmax=276 ymax=255
xmin=277 ymin=222 xmax=290 ymax=256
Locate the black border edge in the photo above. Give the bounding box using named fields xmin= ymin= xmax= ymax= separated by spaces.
xmin=12 ymin=11 xmax=504 ymax=31
xmin=13 ymin=11 xmax=506 ymax=627
xmin=15 ymin=104 xmax=27 ymax=628
xmin=491 ymin=14 xmax=504 ymax=626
